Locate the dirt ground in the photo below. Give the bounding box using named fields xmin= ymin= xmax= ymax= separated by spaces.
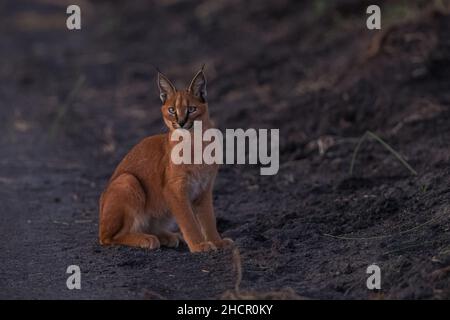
xmin=0 ymin=0 xmax=449 ymax=299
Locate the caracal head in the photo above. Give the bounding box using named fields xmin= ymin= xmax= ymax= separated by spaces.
xmin=158 ymin=67 xmax=209 ymax=131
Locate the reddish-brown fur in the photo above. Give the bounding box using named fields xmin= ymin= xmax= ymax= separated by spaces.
xmin=99 ymin=68 xmax=233 ymax=252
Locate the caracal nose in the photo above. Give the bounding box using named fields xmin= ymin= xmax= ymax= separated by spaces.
xmin=177 ymin=118 xmax=186 ymax=127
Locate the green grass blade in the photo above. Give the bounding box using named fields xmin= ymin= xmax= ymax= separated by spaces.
xmin=349 ymin=132 xmax=368 ymax=176
xmin=349 ymin=130 xmax=418 ymax=176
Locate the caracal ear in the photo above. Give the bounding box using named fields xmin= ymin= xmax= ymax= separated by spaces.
xmin=188 ymin=66 xmax=207 ymax=102
xmin=157 ymin=72 xmax=176 ymax=104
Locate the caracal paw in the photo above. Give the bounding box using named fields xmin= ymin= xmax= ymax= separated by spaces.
xmin=213 ymin=238 xmax=234 ymax=249
xmin=139 ymin=235 xmax=160 ymax=250
xmin=191 ymin=241 xmax=217 ymax=253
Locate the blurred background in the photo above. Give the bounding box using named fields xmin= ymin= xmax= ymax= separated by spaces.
xmin=0 ymin=0 xmax=449 ymax=299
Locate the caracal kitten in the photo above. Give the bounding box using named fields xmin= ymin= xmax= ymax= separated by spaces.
xmin=99 ymin=68 xmax=233 ymax=253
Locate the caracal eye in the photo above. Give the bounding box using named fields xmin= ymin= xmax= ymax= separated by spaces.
xmin=188 ymin=106 xmax=197 ymax=113
xmin=168 ymin=107 xmax=176 ymax=114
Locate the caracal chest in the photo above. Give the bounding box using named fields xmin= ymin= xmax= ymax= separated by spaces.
xmin=185 ymin=165 xmax=216 ymax=201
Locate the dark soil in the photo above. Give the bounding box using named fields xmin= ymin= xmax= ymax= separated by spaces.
xmin=0 ymin=0 xmax=449 ymax=299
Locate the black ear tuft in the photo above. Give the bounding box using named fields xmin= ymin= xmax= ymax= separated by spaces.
xmin=157 ymin=72 xmax=176 ymax=103
xmin=188 ymin=66 xmax=207 ymax=102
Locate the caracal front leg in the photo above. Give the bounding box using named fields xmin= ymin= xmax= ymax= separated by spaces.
xmin=164 ymin=186 xmax=216 ymax=253
xmin=194 ymin=190 xmax=234 ymax=249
